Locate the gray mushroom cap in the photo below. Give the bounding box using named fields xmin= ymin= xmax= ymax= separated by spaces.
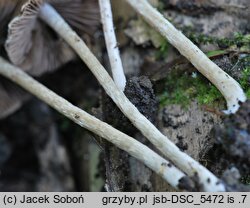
xmin=0 ymin=1 xmax=29 ymax=119
xmin=5 ymin=0 xmax=100 ymax=76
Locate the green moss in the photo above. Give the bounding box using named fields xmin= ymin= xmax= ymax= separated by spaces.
xmin=158 ymin=65 xmax=250 ymax=108
xmin=240 ymin=67 xmax=250 ymax=99
xmin=182 ymin=28 xmax=250 ymax=50
xmin=156 ymin=27 xmax=250 ymax=108
xmin=158 ymin=71 xmax=223 ymax=108
xmin=197 ymin=84 xmax=222 ymax=105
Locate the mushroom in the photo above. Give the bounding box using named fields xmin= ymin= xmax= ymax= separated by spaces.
xmin=99 ymin=0 xmax=126 ymax=91
xmin=5 ymin=0 xmax=100 ymax=76
xmin=125 ymin=0 xmax=246 ymax=114
xmin=0 ymin=57 xmax=187 ymax=190
xmin=1 ymin=0 xmax=99 ymax=118
xmin=7 ymin=0 xmax=225 ymax=191
xmin=0 ymin=0 xmax=31 ymax=119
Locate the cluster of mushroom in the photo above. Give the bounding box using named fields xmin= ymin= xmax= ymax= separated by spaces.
xmin=0 ymin=0 xmax=247 ymax=191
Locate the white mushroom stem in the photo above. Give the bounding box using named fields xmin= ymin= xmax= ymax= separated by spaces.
xmin=0 ymin=57 xmax=185 ymax=189
xmin=125 ymin=0 xmax=246 ymax=114
xmin=99 ymin=0 xmax=126 ymax=91
xmin=38 ymin=3 xmax=225 ymax=191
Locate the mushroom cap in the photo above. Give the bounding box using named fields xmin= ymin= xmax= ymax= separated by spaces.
xmin=0 ymin=1 xmax=29 ymax=119
xmin=5 ymin=0 xmax=100 ymax=76
xmin=0 ymin=77 xmax=29 ymax=119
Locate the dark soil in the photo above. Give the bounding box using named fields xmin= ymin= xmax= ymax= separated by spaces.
xmin=102 ymin=76 xmax=158 ymax=135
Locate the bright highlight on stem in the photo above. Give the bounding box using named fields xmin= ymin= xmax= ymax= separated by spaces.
xmin=99 ymin=0 xmax=126 ymax=91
